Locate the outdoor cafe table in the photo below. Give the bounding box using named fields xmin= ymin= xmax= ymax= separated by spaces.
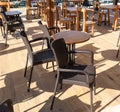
xmin=100 ymin=5 xmax=120 ymax=30
xmin=5 ymin=11 xmax=21 ymax=16
xmin=53 ymin=30 xmax=90 ymax=63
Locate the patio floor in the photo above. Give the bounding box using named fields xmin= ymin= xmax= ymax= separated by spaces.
xmin=0 ymin=9 xmax=120 ymax=112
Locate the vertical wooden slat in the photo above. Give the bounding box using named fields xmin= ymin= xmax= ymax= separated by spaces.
xmin=113 ymin=0 xmax=118 ymax=5
xmin=0 ymin=1 xmax=10 ymax=11
xmin=7 ymin=0 xmax=10 ymax=11
xmin=47 ymin=0 xmax=54 ymax=28
xmin=26 ymin=0 xmax=31 ymax=19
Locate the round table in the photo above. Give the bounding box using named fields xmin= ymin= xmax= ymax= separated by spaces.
xmin=53 ymin=30 xmax=90 ymax=44
xmin=53 ymin=30 xmax=90 ymax=63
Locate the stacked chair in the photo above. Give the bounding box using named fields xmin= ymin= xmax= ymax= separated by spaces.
xmin=56 ymin=6 xmax=72 ymax=31
xmin=0 ymin=6 xmax=24 ymax=45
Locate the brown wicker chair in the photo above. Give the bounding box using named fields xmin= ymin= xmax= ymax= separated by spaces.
xmin=20 ymin=30 xmax=55 ymax=92
xmin=50 ymin=38 xmax=96 ymax=112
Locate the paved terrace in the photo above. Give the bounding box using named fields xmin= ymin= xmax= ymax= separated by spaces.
xmin=0 ymin=7 xmax=120 ymax=112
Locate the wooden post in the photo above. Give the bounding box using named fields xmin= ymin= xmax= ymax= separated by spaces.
xmin=0 ymin=1 xmax=10 ymax=11
xmin=47 ymin=0 xmax=54 ymax=28
xmin=26 ymin=0 xmax=31 ymax=19
xmin=113 ymin=0 xmax=118 ymax=5
xmin=7 ymin=0 xmax=10 ymax=11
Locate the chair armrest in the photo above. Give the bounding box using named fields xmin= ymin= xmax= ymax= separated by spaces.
xmin=48 ymin=26 xmax=60 ymax=32
xmin=59 ymin=68 xmax=88 ymax=74
xmin=29 ymin=36 xmax=50 ymax=43
xmin=47 ymin=26 xmax=60 ymax=35
xmin=70 ymin=50 xmax=94 ymax=65
xmin=29 ymin=36 xmax=52 ymax=49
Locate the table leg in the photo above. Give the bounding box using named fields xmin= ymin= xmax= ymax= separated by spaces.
xmin=112 ymin=9 xmax=118 ymax=30
xmin=107 ymin=9 xmax=110 ymax=25
xmin=68 ymin=44 xmax=75 ymax=64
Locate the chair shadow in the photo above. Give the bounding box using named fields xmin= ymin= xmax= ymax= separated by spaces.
xmin=94 ymin=23 xmax=113 ymax=38
xmin=0 ymin=40 xmax=42 ymax=56
xmin=101 ymin=49 xmax=119 ymax=61
xmin=76 ymin=44 xmax=120 ymax=91
xmin=75 ymin=45 xmax=120 ymax=111
xmin=0 ymin=66 xmax=54 ymax=102
xmin=37 ymin=96 xmax=101 ymax=112
xmin=0 ymin=43 xmax=9 ymax=51
xmin=26 ymin=24 xmax=45 ymax=39
xmin=96 ymin=49 xmax=120 ymax=91
xmin=0 ymin=61 xmax=102 ymax=112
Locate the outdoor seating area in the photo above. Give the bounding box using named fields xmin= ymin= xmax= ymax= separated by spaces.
xmin=0 ymin=0 xmax=120 ymax=112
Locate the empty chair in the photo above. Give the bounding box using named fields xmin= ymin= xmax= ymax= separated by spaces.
xmin=76 ymin=8 xmax=95 ymax=36
xmin=56 ymin=6 xmax=72 ymax=31
xmin=82 ymin=0 xmax=91 ymax=7
xmin=20 ymin=30 xmax=55 ymax=92
xmin=50 ymin=38 xmax=96 ymax=112
xmin=94 ymin=2 xmax=109 ymax=26
xmin=0 ymin=6 xmax=24 ymax=45
xmin=62 ymin=2 xmax=68 ymax=17
xmin=0 ymin=99 xmax=14 ymax=112
xmin=92 ymin=0 xmax=100 ymax=21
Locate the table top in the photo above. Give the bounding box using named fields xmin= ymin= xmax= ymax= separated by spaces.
xmin=100 ymin=5 xmax=120 ymax=10
xmin=5 ymin=11 xmax=21 ymax=16
xmin=53 ymin=30 xmax=90 ymax=44
xmin=67 ymin=7 xmax=94 ymax=13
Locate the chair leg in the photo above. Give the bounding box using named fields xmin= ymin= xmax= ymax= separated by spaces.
xmin=46 ymin=61 xmax=54 ymax=71
xmin=91 ymin=24 xmax=94 ymax=36
xmin=42 ymin=40 xmax=45 ymax=50
xmin=90 ymin=88 xmax=93 ymax=112
xmin=4 ymin=25 xmax=8 ymax=46
xmin=116 ymin=46 xmax=120 ymax=58
xmin=27 ymin=66 xmax=34 ymax=92
xmin=24 ymin=55 xmax=28 ymax=77
xmin=69 ymin=21 xmax=71 ymax=30
xmin=1 ymin=26 xmax=4 ymax=36
xmin=104 ymin=14 xmax=107 ymax=25
xmin=50 ymin=73 xmax=59 ymax=110
xmin=5 ymin=33 xmax=8 ymax=46
xmin=98 ymin=13 xmax=102 ymax=26
xmin=2 ymin=25 xmax=5 ymax=38
xmin=93 ymin=80 xmax=96 ymax=95
xmin=52 ymin=61 xmax=55 ymax=71
xmin=46 ymin=62 xmax=48 ymax=69
xmin=117 ymin=33 xmax=120 ymax=47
